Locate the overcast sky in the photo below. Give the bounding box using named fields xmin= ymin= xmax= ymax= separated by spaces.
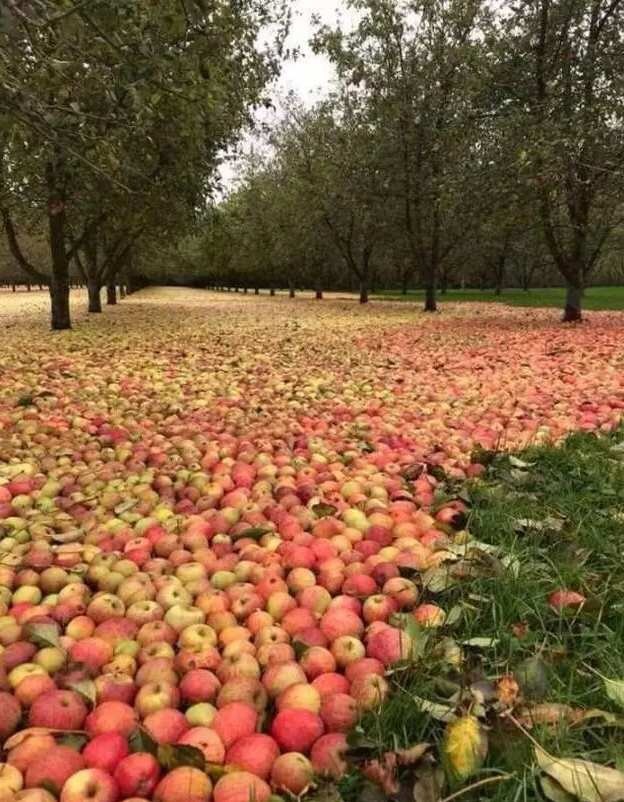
xmin=280 ymin=0 xmax=348 ymax=102
xmin=220 ymin=1 xmax=356 ymax=189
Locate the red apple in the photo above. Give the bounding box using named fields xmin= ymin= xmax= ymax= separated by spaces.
xmin=225 ymin=733 xmax=280 ymax=779
xmin=86 ymin=701 xmax=138 ymax=738
xmin=367 ymin=626 xmax=413 ymax=665
xmin=179 ymin=669 xmax=220 ymax=704
xmin=270 ymin=752 xmax=314 ymax=795
xmin=0 ymin=690 xmax=22 ymax=739
xmin=59 ymin=768 xmax=119 ymax=802
xmin=144 ymin=708 xmax=189 ymax=744
xmin=177 ymin=727 xmax=225 ymax=764
xmin=271 ymin=708 xmax=324 ymax=753
xmin=114 ymin=753 xmax=161 ymax=799
xmin=153 ymin=766 xmax=212 ymax=802
xmin=212 ymin=702 xmax=257 ymax=749
xmin=320 ymin=692 xmax=358 ymax=732
xmin=213 ymin=771 xmax=271 ymax=802
xmin=310 ymin=733 xmax=348 ymax=777
xmin=25 ymin=745 xmax=85 ymax=795
xmin=29 ymin=689 xmax=88 ymax=730
xmin=83 ymin=732 xmax=130 ymax=774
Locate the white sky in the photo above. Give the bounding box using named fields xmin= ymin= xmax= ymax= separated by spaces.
xmin=280 ymin=0 xmax=349 ymax=102
xmin=219 ymin=1 xmax=356 ymax=190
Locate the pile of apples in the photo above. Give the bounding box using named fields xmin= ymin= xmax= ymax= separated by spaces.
xmin=0 ymin=446 xmax=459 ymax=802
xmin=0 ymin=292 xmax=620 ymax=802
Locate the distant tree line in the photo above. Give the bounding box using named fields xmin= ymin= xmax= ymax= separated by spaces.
xmin=159 ymin=0 xmax=624 ymax=321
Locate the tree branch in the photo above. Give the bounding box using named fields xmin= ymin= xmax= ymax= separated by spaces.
xmin=0 ymin=208 xmax=48 ymax=283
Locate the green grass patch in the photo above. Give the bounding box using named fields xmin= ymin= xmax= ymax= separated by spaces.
xmin=374 ymin=286 xmax=624 ymax=310
xmin=337 ymin=427 xmax=624 ymax=802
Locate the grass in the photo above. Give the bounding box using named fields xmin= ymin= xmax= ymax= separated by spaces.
xmin=374 ymin=286 xmax=624 ymax=310
xmin=337 ymin=427 xmax=624 ymax=802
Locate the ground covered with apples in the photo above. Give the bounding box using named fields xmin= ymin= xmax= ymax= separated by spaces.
xmin=0 ymin=288 xmax=623 ymax=802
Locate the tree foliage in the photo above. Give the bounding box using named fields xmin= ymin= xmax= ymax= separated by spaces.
xmin=0 ymin=0 xmax=287 ymax=327
xmin=198 ymin=0 xmax=624 ymax=319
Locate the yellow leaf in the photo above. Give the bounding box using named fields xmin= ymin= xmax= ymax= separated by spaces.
xmin=442 ymin=715 xmax=488 ymax=782
xmin=535 ymin=745 xmax=624 ymax=802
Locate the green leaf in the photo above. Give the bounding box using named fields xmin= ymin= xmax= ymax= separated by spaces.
xmin=605 ymin=678 xmax=624 ymax=710
xmin=412 ymin=696 xmax=457 ymax=722
xmin=445 ymin=605 xmax=463 ymax=627
xmin=292 ymin=640 xmax=309 ymax=660
xmin=312 ymin=503 xmax=337 ymax=518
xmin=41 ymin=780 xmax=61 ymax=797
xmin=129 ymin=727 xmax=158 ymax=756
xmin=463 ymin=637 xmax=499 ymax=649
xmin=391 ymin=614 xmax=430 ymax=659
xmin=57 ymin=732 xmax=89 ymax=751
xmin=231 ymin=526 xmax=270 ymax=542
xmin=516 ymin=656 xmax=549 ymax=700
xmin=67 ymin=679 xmax=97 ymax=708
xmin=157 ymin=743 xmax=206 ymax=771
xmin=24 ymin=622 xmax=61 ymax=649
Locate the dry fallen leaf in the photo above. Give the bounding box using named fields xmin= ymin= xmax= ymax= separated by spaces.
xmin=535 ymin=745 xmax=624 ymax=802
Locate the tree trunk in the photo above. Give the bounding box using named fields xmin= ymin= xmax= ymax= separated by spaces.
xmin=270 ymin=287 xmax=275 ymax=297
xmin=494 ymin=252 xmax=506 ymax=295
xmin=87 ymin=280 xmax=102 ymax=313
xmin=48 ymin=188 xmax=71 ymax=330
xmin=315 ymin=277 xmax=323 ymax=300
xmin=11 ymin=284 xmax=15 ymax=293
xmin=401 ymin=271 xmax=409 ymax=295
xmin=288 ymin=279 xmax=295 ymax=299
xmin=562 ymin=281 xmax=583 ymax=322
xmin=243 ymin=286 xmax=248 ymax=294
xmin=424 ymin=282 xmax=437 ymax=311
xmin=120 ymin=284 xmax=126 ymax=299
xmin=26 ymin=283 xmax=31 ymax=292
xmin=359 ymin=278 xmax=369 ymax=304
xmin=254 ymin=287 xmax=259 ymax=295
xmin=106 ymin=283 xmax=117 ymax=305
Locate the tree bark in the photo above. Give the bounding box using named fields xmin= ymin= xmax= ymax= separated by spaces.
xmin=48 ymin=189 xmax=71 ymax=330
xmin=87 ymin=279 xmax=102 ymax=313
xmin=424 ymin=281 xmax=437 ymax=311
xmin=359 ymin=278 xmax=369 ymax=304
xmin=106 ymin=283 xmax=117 ymax=305
xmin=562 ymin=282 xmax=583 ymax=321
